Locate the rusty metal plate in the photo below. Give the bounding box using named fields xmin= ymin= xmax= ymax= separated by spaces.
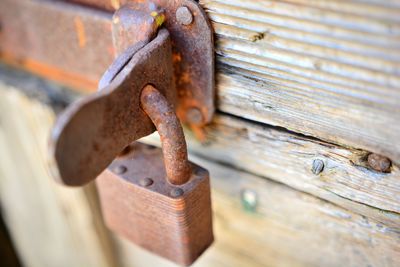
xmin=50 ymin=29 xmax=174 ymax=186
xmin=0 ymin=0 xmax=215 ymax=125
xmin=96 ymin=142 xmax=213 ymax=266
xmin=67 ymin=0 xmax=214 ymax=125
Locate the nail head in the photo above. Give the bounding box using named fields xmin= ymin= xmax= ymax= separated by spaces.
xmin=176 ymin=6 xmax=193 ymax=26
xmin=312 ymin=159 xmax=324 ymax=175
xmin=241 ymin=189 xmax=258 ymax=212
xmin=367 ymin=153 xmax=391 ymax=173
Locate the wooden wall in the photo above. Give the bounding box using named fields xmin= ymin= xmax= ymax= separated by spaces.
xmin=0 ymin=67 xmax=399 ymax=266
xmin=0 ymin=0 xmax=399 ymax=266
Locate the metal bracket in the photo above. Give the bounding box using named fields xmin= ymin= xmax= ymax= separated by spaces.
xmin=111 ymin=0 xmax=214 ymax=126
xmin=50 ymin=1 xmax=214 ymax=186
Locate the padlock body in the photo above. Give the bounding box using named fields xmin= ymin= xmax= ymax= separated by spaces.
xmin=96 ymin=142 xmax=213 ymax=266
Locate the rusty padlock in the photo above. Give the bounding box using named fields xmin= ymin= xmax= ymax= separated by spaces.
xmin=97 ymin=85 xmax=213 ymax=265
xmin=50 ymin=1 xmax=214 ymax=266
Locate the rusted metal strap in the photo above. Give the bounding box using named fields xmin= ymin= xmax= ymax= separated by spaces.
xmin=0 ymin=0 xmax=214 ymax=126
xmin=0 ymin=0 xmax=114 ymax=91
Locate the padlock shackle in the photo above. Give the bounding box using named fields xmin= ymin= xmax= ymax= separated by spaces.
xmin=140 ymin=85 xmax=191 ymax=185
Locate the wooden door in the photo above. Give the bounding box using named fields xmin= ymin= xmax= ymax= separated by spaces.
xmin=0 ymin=1 xmax=399 ymax=266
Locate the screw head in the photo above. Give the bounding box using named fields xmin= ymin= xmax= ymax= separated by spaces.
xmin=176 ymin=6 xmax=193 ymax=26
xmin=367 ymin=153 xmax=391 ymax=173
xmin=139 ymin=177 xmax=154 ymax=187
xmin=113 ymin=165 xmax=127 ymax=175
xmin=170 ymin=187 xmax=184 ymax=198
xmin=186 ymin=107 xmax=203 ymax=125
xmin=312 ymin=159 xmax=324 ymax=175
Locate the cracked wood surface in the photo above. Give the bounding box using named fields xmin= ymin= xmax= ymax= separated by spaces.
xmin=0 ymin=83 xmax=399 ymax=267
xmin=200 ymin=0 xmax=400 ymax=164
xmin=1 ymin=0 xmax=399 ymax=164
xmin=143 ymin=113 xmax=400 ymax=229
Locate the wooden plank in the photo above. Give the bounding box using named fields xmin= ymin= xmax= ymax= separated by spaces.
xmin=0 ymin=62 xmax=398 ymax=230
xmin=114 ymin=153 xmax=400 ymax=267
xmin=0 ymin=69 xmax=399 ymax=267
xmin=1 ymin=0 xmax=399 ymax=163
xmin=0 ymin=84 xmax=117 ymax=267
xmin=143 ymin=113 xmax=400 ymax=228
xmin=200 ymin=0 xmax=400 ymax=164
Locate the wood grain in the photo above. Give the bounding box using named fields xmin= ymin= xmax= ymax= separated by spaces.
xmin=0 ymin=83 xmax=399 ymax=267
xmin=114 ymin=153 xmax=400 ymax=267
xmin=200 ymin=0 xmax=400 ymax=163
xmin=0 ymin=84 xmax=116 ymax=267
xmin=1 ymin=0 xmax=399 ymax=164
xmin=143 ymin=113 xmax=400 ymax=228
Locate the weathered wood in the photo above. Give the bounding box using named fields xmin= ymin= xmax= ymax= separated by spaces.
xmin=114 ymin=153 xmax=400 ymax=267
xmin=0 ymin=84 xmax=117 ymax=267
xmin=199 ymin=0 xmax=400 ymax=164
xmin=1 ymin=0 xmax=399 ymax=164
xmin=0 ymin=83 xmax=399 ymax=267
xmin=1 ymin=62 xmax=398 ymax=230
xmin=143 ymin=113 xmax=400 ymax=228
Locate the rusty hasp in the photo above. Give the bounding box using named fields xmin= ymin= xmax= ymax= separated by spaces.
xmin=0 ymin=0 xmax=214 ymax=126
xmin=51 ymin=29 xmax=175 ymax=186
xmin=49 ymin=2 xmax=215 ymax=265
xmin=109 ymin=0 xmax=214 ymax=126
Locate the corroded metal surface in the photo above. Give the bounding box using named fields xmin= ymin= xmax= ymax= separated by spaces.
xmin=0 ymin=0 xmax=114 ymax=88
xmin=111 ymin=2 xmax=165 ymax=55
xmin=141 ymin=85 xmax=191 ymax=185
xmin=96 ymin=142 xmax=213 ymax=266
xmin=50 ymin=29 xmax=174 ymax=186
xmin=0 ymin=0 xmax=215 ymax=125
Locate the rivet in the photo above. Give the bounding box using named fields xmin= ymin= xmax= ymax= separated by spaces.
xmin=176 ymin=6 xmax=193 ymax=26
xmin=241 ymin=189 xmax=258 ymax=212
xmin=113 ymin=165 xmax=127 ymax=174
xmin=170 ymin=187 xmax=184 ymax=197
xmin=367 ymin=153 xmax=391 ymax=173
xmin=312 ymin=159 xmax=324 ymax=175
xmin=139 ymin=177 xmax=154 ymax=187
xmin=186 ymin=107 xmax=203 ymax=125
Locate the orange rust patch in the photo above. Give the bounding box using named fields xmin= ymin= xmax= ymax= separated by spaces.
xmin=0 ymin=52 xmax=97 ymax=92
xmin=74 ymin=17 xmax=86 ymax=48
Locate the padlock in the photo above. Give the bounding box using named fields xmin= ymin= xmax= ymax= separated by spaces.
xmin=50 ymin=1 xmax=215 ymax=266
xmin=96 ymin=85 xmax=213 ymax=266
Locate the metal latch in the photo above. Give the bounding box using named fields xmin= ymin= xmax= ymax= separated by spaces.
xmin=50 ymin=1 xmax=214 ymax=266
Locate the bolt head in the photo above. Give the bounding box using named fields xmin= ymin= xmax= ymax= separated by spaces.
xmin=312 ymin=159 xmax=324 ymax=175
xmin=139 ymin=177 xmax=154 ymax=187
xmin=176 ymin=6 xmax=193 ymax=26
xmin=170 ymin=187 xmax=184 ymax=198
xmin=113 ymin=165 xmax=127 ymax=175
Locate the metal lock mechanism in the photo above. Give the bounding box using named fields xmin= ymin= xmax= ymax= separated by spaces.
xmin=50 ymin=1 xmax=214 ymax=266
